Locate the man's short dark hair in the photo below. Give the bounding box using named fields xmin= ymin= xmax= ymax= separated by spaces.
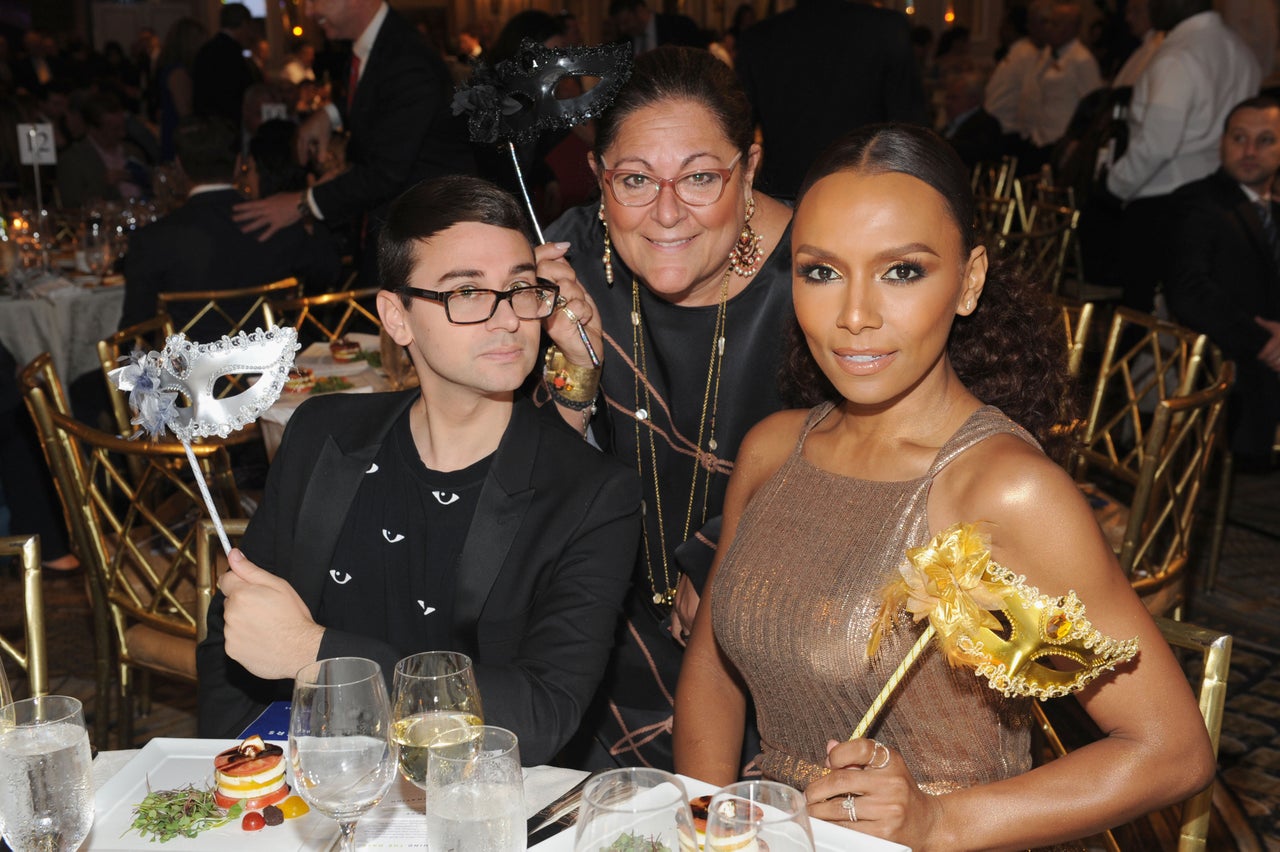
xmin=609 ymin=0 xmax=647 ymax=16
xmin=220 ymin=3 xmax=253 ymax=30
xmin=1224 ymin=95 xmax=1280 ymax=131
xmin=175 ymin=116 xmax=237 ymax=184
xmin=378 ymin=176 xmax=533 ymax=303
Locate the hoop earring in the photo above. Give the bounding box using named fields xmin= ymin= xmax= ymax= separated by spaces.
xmin=600 ymin=203 xmax=614 ymax=286
xmin=728 ymin=196 xmax=764 ymax=278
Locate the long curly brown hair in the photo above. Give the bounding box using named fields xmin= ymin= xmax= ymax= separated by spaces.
xmin=784 ymin=124 xmax=1077 ymax=463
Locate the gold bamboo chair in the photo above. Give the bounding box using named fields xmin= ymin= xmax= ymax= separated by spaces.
xmin=270 ymin=286 xmax=382 ymax=344
xmin=1033 ymin=616 xmax=1232 ymax=851
xmin=1071 ymin=309 xmax=1233 ymax=616
xmin=0 ymin=534 xmax=48 ymax=699
xmin=971 ymin=156 xmax=1018 ymax=199
xmin=975 ymin=195 xmax=1019 ymax=250
xmin=157 ymin=276 xmax=298 ymax=339
xmin=21 ymin=353 xmax=241 ymax=746
xmin=195 ymin=518 xmax=249 ymax=644
xmin=1001 ymin=199 xmax=1081 ymax=295
xmin=1053 ymin=297 xmax=1096 ymax=379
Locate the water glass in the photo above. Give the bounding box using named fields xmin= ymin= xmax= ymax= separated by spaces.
xmin=573 ymin=768 xmax=694 ymax=852
xmin=0 ymin=695 xmax=93 ymax=852
xmin=290 ymin=657 xmax=398 ymax=852
xmin=425 ymin=725 xmax=524 ymax=852
xmin=704 ymin=780 xmax=814 ymax=852
xmin=391 ymin=651 xmax=483 ymax=788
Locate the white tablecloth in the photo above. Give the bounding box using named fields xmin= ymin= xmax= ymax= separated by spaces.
xmin=0 ymin=282 xmax=125 ymax=381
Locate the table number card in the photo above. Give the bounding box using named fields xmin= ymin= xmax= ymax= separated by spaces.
xmin=17 ymin=123 xmax=56 ymax=166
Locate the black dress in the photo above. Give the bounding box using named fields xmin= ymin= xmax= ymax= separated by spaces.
xmin=546 ymin=203 xmax=793 ymax=770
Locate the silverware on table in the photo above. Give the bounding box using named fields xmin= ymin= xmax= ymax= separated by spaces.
xmin=526 ymin=773 xmax=592 ymax=845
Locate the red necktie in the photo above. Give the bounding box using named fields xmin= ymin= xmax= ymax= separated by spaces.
xmin=347 ymin=55 xmax=360 ymax=112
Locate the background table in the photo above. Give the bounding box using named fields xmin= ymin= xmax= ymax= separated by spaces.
xmin=0 ymin=282 xmax=124 ymax=381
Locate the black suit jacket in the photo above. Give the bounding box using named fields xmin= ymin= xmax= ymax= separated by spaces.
xmin=314 ymin=9 xmax=475 ymax=232
xmin=735 ymin=0 xmax=927 ymax=199
xmin=1167 ymin=168 xmax=1280 ymax=456
xmin=945 ymin=107 xmax=1004 ymax=170
xmin=121 ymin=188 xmax=341 ymax=337
xmin=197 ymin=392 xmax=642 ymax=765
xmin=191 ymin=32 xmax=260 ymax=128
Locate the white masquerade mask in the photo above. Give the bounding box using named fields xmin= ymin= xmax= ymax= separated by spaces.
xmin=109 ymin=328 xmax=298 ymax=442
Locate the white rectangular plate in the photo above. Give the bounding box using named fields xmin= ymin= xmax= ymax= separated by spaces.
xmin=86 ymin=738 xmax=337 ymax=851
xmin=530 ymin=774 xmax=910 ymax=852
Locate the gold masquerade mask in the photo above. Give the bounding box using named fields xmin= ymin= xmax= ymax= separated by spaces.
xmin=868 ymin=522 xmax=1139 ymax=701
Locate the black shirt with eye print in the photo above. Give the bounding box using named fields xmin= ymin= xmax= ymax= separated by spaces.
xmin=321 ymin=407 xmax=492 ymax=656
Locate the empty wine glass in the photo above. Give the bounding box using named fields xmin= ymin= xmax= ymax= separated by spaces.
xmin=573 ymin=768 xmax=695 ymax=852
xmin=80 ymin=218 xmax=112 ymax=286
xmin=424 ymin=725 xmax=524 ymax=852
xmin=290 ymin=657 xmax=398 ymax=852
xmin=391 ymin=651 xmax=483 ymax=789
xmin=704 ymin=780 xmax=814 ymax=852
xmin=0 ymin=695 xmax=93 ymax=852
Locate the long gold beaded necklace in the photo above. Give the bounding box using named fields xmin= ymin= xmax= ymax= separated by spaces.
xmin=630 ymin=267 xmax=730 ymax=606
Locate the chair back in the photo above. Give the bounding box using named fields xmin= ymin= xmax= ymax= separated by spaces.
xmin=1073 ymin=310 xmax=1233 ymax=614
xmin=196 ymin=518 xmax=249 ymax=644
xmin=1033 ymin=616 xmax=1231 ymax=852
xmin=1052 ymin=297 xmax=1095 ymax=379
xmin=1001 ymin=200 xmax=1081 ymax=294
xmin=975 ymin=195 xmax=1019 ymax=248
xmin=270 ymin=286 xmax=382 ymax=344
xmin=97 ymin=314 xmax=176 ymax=438
xmin=0 ymin=534 xmax=48 ymax=698
xmin=157 ymin=277 xmax=298 ymax=339
xmin=971 ymin=156 xmax=1018 ymax=199
xmin=21 ymin=352 xmax=240 ymax=742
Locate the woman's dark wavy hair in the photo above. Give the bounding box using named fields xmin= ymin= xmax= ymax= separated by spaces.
xmin=594 ymin=46 xmax=754 ymax=160
xmin=785 ymin=123 xmax=1077 ymax=462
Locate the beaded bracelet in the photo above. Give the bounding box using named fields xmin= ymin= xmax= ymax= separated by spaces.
xmin=544 ymin=345 xmax=600 ymax=410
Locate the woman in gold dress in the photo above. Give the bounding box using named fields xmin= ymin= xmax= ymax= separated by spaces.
xmin=673 ymin=124 xmax=1214 ymax=848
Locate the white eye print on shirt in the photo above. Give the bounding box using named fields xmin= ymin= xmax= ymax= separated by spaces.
xmin=432 ymin=491 xmax=459 ymax=505
xmin=383 ymin=529 xmax=405 ymax=543
xmin=330 ymin=570 xmax=353 ymax=585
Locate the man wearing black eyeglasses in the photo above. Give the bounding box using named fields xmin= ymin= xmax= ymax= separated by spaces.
xmin=199 ymin=176 xmax=641 ymax=766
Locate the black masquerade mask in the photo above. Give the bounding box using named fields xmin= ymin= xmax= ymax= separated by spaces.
xmin=451 ymin=40 xmax=632 ymax=146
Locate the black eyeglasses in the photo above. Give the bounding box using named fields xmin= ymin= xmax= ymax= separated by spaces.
xmin=399 ymin=282 xmax=560 ymax=325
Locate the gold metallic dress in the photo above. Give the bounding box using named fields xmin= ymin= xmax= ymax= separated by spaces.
xmin=712 ymin=403 xmax=1038 ymax=793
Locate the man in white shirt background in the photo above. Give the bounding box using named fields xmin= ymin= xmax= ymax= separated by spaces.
xmin=1013 ymin=0 xmax=1103 ymax=166
xmin=1102 ymin=0 xmax=1260 ymax=312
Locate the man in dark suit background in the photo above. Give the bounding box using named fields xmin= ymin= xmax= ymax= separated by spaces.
xmin=121 ymin=116 xmax=340 ymax=339
xmin=233 ymin=0 xmax=475 ymax=284
xmin=942 ymin=69 xmax=1004 ymax=169
xmin=1167 ymin=95 xmax=1280 ymax=467
xmin=191 ymin=3 xmax=262 ymax=130
xmin=198 ymin=177 xmax=641 ymax=764
xmin=735 ymin=0 xmax=927 ymax=199
xmin=609 ymin=0 xmax=704 ymax=53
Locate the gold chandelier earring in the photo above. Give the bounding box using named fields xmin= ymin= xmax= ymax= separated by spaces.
xmin=728 ymin=196 xmax=764 ymax=278
xmin=600 ymin=203 xmax=614 ymax=286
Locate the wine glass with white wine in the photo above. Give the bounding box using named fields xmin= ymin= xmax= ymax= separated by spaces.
xmin=390 ymin=651 xmax=483 ymax=789
xmin=0 ymin=695 xmax=94 ymax=852
xmin=290 ymin=657 xmax=398 ymax=852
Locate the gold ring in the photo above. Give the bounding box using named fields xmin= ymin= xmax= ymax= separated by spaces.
xmin=869 ymin=739 xmax=891 ymax=769
xmin=560 ymin=305 xmax=579 ymax=324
